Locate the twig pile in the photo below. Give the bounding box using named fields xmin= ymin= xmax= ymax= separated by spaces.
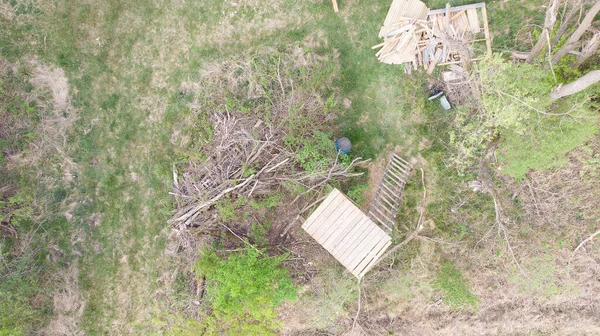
xmin=169 ymin=49 xmax=368 ymax=229
xmin=169 ymin=111 xmax=368 ymax=228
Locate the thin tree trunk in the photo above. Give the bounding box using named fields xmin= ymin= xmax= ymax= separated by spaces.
xmin=527 ymin=0 xmax=560 ymax=63
xmin=550 ymin=70 xmax=600 ymax=100
xmin=552 ymin=0 xmax=584 ymax=47
xmin=576 ymin=31 xmax=600 ymax=67
xmin=552 ymin=0 xmax=600 ymax=63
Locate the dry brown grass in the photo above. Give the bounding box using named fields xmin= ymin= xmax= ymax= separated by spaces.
xmin=44 ymin=264 xmax=86 ymax=336
xmin=278 ymin=134 xmax=600 ymax=335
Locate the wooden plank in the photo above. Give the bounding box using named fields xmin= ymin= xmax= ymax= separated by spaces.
xmin=302 ymin=189 xmax=339 ymax=227
xmin=444 ymin=3 xmax=450 ymax=28
xmin=330 ymin=217 xmax=372 ymax=256
xmin=371 ymin=42 xmax=385 ymax=49
xmin=391 ymin=154 xmax=411 ymax=167
xmin=450 ymin=9 xmax=466 ymax=21
xmin=343 ymin=229 xmax=383 ymax=271
xmin=345 ymin=228 xmax=387 ymax=272
xmin=384 ymin=177 xmax=405 ymax=193
xmin=320 ymin=206 xmax=365 ymax=250
xmin=393 ymin=154 xmax=411 ymax=165
xmin=382 ymin=176 xmax=403 ymax=192
xmin=389 ymin=162 xmax=410 ymax=177
xmin=374 ymin=193 xmax=396 ymax=209
xmin=481 ymin=4 xmax=492 ymax=55
xmin=386 ymin=168 xmax=408 ymax=185
xmin=336 ymin=220 xmax=377 ymax=261
xmin=302 ymin=189 xmax=343 ymax=233
xmin=311 ymin=197 xmax=354 ymax=241
xmin=358 ymin=240 xmax=393 ymax=278
xmin=368 ymin=210 xmax=392 ymax=232
xmin=388 ymin=163 xmax=410 ymax=179
xmin=466 ymin=8 xmax=479 ymax=33
xmin=427 ymin=2 xmax=484 ymax=15
xmin=352 ymin=236 xmax=392 ymax=276
xmin=332 ymin=0 xmax=339 ymax=13
xmin=371 ymin=206 xmax=395 ymax=224
xmin=380 ymin=181 xmax=400 ymax=198
xmin=325 ymin=212 xmax=366 ymax=251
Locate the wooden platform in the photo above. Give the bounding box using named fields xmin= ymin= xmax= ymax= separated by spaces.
xmin=302 ymin=189 xmax=392 ymax=278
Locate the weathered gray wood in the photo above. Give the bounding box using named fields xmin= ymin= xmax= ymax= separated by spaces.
xmin=321 ymin=207 xmax=364 ymax=249
xmin=330 ymin=217 xmax=372 ymax=256
xmin=427 ymin=2 xmax=484 ymax=15
xmin=358 ymin=240 xmax=393 ymax=278
xmin=379 ymin=182 xmax=399 ymax=199
xmin=301 ymin=188 xmax=393 ymax=278
xmin=389 ymin=161 xmax=410 ymax=176
xmin=368 ymin=211 xmax=393 ymax=232
xmin=368 ymin=154 xmax=412 ymax=233
xmin=311 ymin=199 xmax=354 ymax=241
xmin=352 ymin=236 xmax=392 ymax=276
xmin=345 ymin=228 xmax=387 ymax=271
xmin=302 ymin=189 xmax=341 ymax=232
xmin=337 ymin=222 xmax=377 ymax=262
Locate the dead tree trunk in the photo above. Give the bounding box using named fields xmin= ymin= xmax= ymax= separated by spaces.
xmin=552 ymin=0 xmax=600 ymax=63
xmin=526 ymin=0 xmax=560 ymax=63
xmin=550 ymin=70 xmax=600 ymax=100
xmin=551 ymin=0 xmax=584 ymax=47
xmin=576 ymin=30 xmax=600 ymax=66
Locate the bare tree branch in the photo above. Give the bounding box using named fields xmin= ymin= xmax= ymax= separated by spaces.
xmin=552 ymin=0 xmax=600 ymax=63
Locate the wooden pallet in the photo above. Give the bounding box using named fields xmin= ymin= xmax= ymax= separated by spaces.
xmin=368 ymin=154 xmax=412 ymax=233
xmin=302 ymin=189 xmax=392 ymax=278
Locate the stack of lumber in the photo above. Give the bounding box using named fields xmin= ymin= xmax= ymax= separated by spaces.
xmin=374 ymin=0 xmax=491 ymax=74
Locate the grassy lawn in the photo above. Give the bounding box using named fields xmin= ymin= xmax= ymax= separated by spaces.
xmin=2 ymin=0 xmax=422 ymax=332
xmin=6 ymin=0 xmax=596 ymax=334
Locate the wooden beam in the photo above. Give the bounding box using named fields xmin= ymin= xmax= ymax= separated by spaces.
xmin=332 ymin=0 xmax=339 ymax=13
xmin=481 ymin=3 xmax=492 ymax=55
xmin=427 ymin=2 xmax=485 ymax=15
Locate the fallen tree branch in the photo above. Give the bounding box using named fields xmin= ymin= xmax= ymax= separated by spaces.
xmin=351 ymin=279 xmax=362 ymax=332
xmin=573 ymin=230 xmax=600 ymax=253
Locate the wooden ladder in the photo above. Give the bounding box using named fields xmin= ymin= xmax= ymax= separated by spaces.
xmin=368 ymin=154 xmax=412 ymax=233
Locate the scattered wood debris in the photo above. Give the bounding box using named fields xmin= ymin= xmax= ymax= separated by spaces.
xmin=374 ymin=0 xmax=492 ymax=74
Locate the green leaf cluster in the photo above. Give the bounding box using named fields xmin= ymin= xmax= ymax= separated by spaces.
xmin=193 ymin=248 xmax=297 ymax=335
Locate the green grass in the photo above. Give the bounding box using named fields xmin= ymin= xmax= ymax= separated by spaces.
xmin=434 ymin=261 xmax=479 ymax=310
xmin=0 ymin=0 xmax=583 ymax=333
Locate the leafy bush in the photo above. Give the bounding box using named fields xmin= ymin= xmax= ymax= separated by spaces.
xmin=193 ymin=247 xmax=297 ymax=335
xmin=347 ymin=182 xmax=371 ymax=207
xmin=434 ymin=261 xmax=479 ymax=310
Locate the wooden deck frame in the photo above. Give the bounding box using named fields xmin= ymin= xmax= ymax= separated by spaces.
xmin=302 ymin=189 xmax=392 ymax=279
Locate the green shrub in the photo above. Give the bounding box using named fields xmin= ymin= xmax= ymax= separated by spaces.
xmin=193 ymin=247 xmax=297 ymax=335
xmin=347 ymin=183 xmax=371 ymax=207
xmin=249 ymin=219 xmax=270 ymax=246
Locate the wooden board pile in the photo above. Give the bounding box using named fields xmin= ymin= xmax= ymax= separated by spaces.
xmin=374 ymin=0 xmax=492 ymax=74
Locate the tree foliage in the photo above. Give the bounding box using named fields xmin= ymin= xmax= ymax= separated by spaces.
xmin=447 ymin=55 xmax=598 ymax=179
